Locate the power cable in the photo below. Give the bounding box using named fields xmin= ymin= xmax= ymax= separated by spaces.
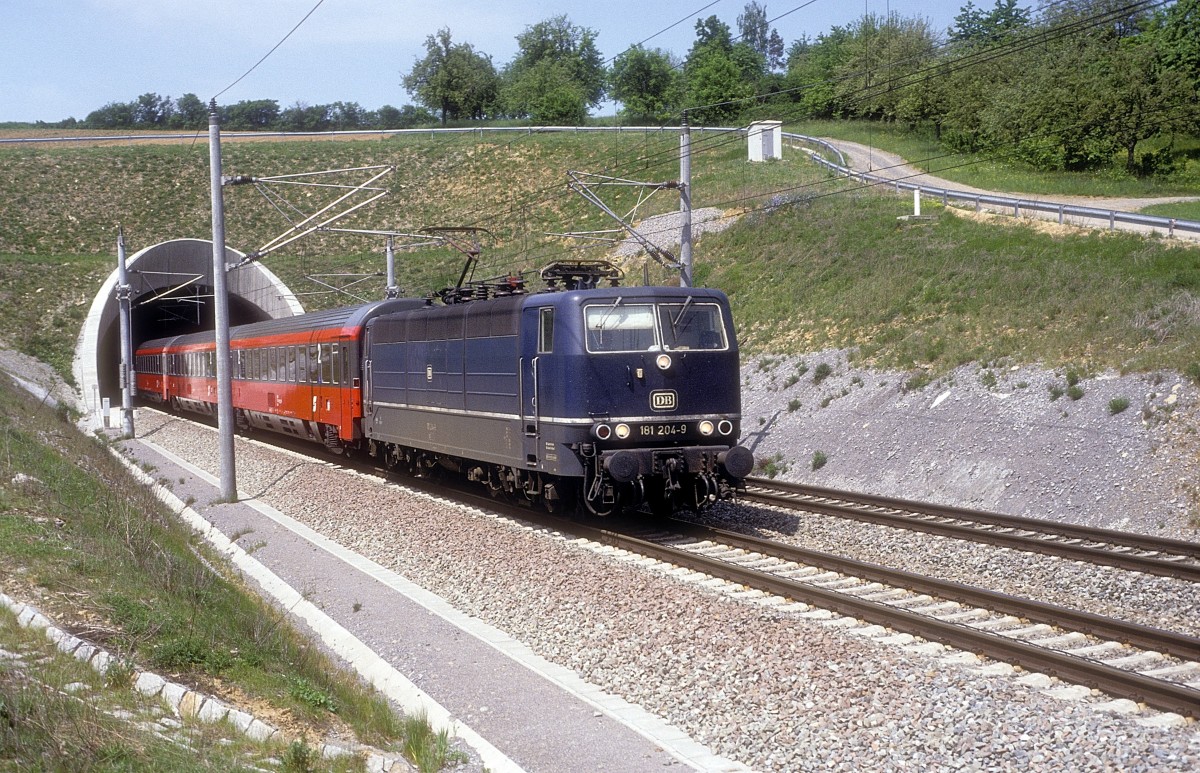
xmin=212 ymin=0 xmax=328 ymax=101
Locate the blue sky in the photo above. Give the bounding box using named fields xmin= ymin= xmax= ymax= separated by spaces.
xmin=1 ymin=0 xmax=968 ymax=122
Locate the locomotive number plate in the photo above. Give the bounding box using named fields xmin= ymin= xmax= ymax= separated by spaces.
xmin=639 ymin=423 xmax=688 ymax=437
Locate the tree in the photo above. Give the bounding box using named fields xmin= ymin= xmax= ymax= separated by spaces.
xmin=329 ymin=101 xmax=369 ymax=130
xmin=403 ymin=28 xmax=498 ymax=125
xmin=782 ymin=26 xmax=854 ymax=118
xmin=684 ymin=16 xmax=756 ymax=126
xmin=132 ymin=93 xmax=173 ymax=126
xmin=738 ymin=2 xmax=771 ymax=55
xmin=609 ymin=46 xmax=682 ymax=123
xmin=504 ymin=60 xmax=587 ymax=124
xmin=1150 ymin=0 xmax=1200 ymax=87
xmin=950 ymin=0 xmax=1030 ymax=45
xmin=172 ymin=93 xmax=208 ymax=129
xmin=376 ymin=104 xmax=435 ymax=129
xmin=825 ymin=13 xmax=939 ymax=122
xmin=736 ymin=2 xmax=787 ymax=71
xmin=502 ymin=15 xmax=605 ymax=120
xmin=222 ymin=100 xmax=280 ymax=130
xmin=691 ymin=15 xmax=734 ymax=55
xmin=278 ymin=102 xmax=331 ymax=132
xmin=84 ymin=101 xmax=135 ymax=129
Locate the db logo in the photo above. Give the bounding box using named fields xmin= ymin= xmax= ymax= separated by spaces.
xmin=650 ymin=390 xmax=677 ymax=411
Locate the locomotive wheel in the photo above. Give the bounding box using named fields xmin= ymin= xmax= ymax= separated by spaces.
xmin=644 ymin=479 xmax=675 ymax=517
xmin=542 ymin=477 xmax=576 ymax=515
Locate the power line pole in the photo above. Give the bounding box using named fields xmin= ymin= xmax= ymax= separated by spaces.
xmin=208 ymin=100 xmax=237 ymax=502
xmin=385 ymin=235 xmax=399 ymax=298
xmin=679 ymin=111 xmax=693 ymax=288
xmin=115 ymin=228 xmax=135 ymax=438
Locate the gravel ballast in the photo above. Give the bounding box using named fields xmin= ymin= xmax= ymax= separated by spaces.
xmin=131 ymin=405 xmax=1200 ymax=772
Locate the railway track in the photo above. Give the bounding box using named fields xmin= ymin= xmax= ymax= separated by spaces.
xmin=743 ymin=477 xmax=1200 ymax=582
xmin=139 ymin=409 xmax=1200 ymax=719
xmin=585 ymin=516 xmax=1200 ymax=719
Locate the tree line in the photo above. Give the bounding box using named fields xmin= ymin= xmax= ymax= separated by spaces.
xmin=47 ymin=1 xmax=1200 ymax=178
xmin=54 ymin=92 xmax=435 ymax=133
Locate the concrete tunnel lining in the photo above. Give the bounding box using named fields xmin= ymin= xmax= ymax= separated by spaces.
xmin=75 ymin=238 xmax=303 ymax=427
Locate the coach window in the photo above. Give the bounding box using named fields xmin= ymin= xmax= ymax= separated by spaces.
xmin=331 ymin=345 xmax=342 ymax=385
xmin=538 ymin=307 xmax=554 ymax=353
xmin=286 ymin=346 xmax=296 ymax=382
xmin=297 ymin=347 xmax=307 ymax=383
xmin=308 ymin=345 xmax=320 ymax=384
xmin=319 ymin=344 xmax=333 ymax=384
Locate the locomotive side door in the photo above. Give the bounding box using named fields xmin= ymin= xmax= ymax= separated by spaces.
xmin=519 ymin=306 xmax=552 ymax=468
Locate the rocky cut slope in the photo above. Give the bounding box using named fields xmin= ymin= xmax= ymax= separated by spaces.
xmin=739 ymin=349 xmax=1200 ymax=538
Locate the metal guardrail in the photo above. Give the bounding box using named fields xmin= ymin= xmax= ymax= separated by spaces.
xmin=786 ymin=131 xmax=1200 ymax=240
xmin=0 ymin=125 xmax=703 ymax=145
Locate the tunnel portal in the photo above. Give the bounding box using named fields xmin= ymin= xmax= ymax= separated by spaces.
xmin=76 ymin=239 xmax=303 ymax=423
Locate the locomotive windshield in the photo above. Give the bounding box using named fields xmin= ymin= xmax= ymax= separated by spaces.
xmin=584 ymin=299 xmax=728 ymax=353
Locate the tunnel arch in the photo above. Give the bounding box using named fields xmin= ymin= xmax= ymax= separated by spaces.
xmin=75 ymin=238 xmax=303 ymax=425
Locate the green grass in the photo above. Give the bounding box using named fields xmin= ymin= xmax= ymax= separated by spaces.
xmin=1139 ymin=201 xmax=1200 ymax=221
xmin=696 ymin=190 xmax=1200 ymax=378
xmin=2 ymin=129 xmax=1199 ymax=386
xmin=789 ymin=119 xmax=1200 ymax=199
xmin=0 ymin=377 xmax=455 ymax=771
xmin=0 ymin=609 xmax=357 ymax=772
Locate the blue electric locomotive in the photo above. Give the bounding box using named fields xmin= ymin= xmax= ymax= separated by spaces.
xmin=363 ymin=261 xmax=753 ymax=515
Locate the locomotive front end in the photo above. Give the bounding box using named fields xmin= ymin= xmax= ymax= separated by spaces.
xmin=551 ymin=287 xmax=754 ymax=515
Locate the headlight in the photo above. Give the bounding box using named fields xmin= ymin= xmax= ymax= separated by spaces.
xmin=614 ymin=423 xmax=631 ymax=439
xmin=718 ymin=420 xmax=733 ymax=436
xmin=699 ymin=420 xmax=715 ymax=436
xmin=656 ymin=353 xmax=672 ymax=371
xmin=594 ymin=424 xmax=612 ymax=440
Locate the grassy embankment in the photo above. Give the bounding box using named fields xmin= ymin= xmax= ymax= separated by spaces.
xmin=0 ymin=376 xmax=463 ymax=770
xmin=2 ymin=128 xmax=1199 ymax=381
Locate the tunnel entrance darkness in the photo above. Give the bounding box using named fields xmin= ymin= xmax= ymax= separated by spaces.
xmin=77 ymin=239 xmax=303 ymax=424
xmin=93 ymin=286 xmax=270 ymax=402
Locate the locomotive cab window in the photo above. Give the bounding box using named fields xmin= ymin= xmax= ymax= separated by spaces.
xmin=584 ymin=303 xmax=656 ymax=352
xmin=658 ymin=302 xmax=728 ymax=351
xmin=538 ymin=308 xmax=554 ymax=353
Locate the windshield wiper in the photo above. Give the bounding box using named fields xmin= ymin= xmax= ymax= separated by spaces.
xmin=670 ymin=295 xmax=694 ymax=335
xmin=597 ymin=296 xmax=624 ymax=330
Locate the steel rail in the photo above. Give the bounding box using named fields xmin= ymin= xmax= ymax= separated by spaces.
xmin=662 ymin=518 xmax=1199 ymax=661
xmin=583 ymin=522 xmax=1200 ymax=719
xmin=744 ymin=478 xmax=1200 ymax=582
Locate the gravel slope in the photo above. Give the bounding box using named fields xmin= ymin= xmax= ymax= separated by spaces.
xmin=738 ymin=350 xmax=1200 ymax=540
